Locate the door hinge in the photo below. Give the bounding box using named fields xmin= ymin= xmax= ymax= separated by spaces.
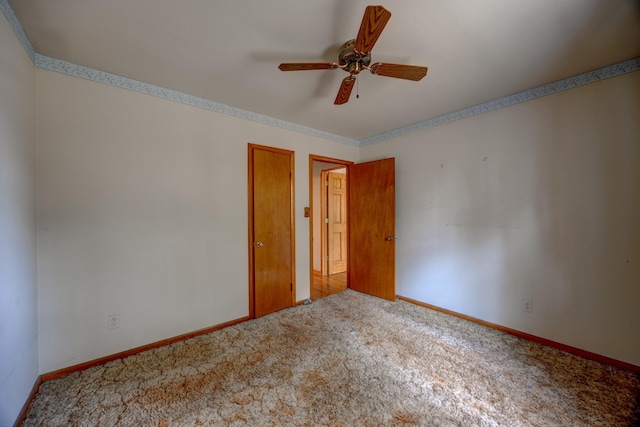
xmin=325 ymin=218 xmax=329 ymax=224
xmin=290 ymin=283 xmax=293 ymax=291
xmin=325 ymin=180 xmax=329 ymax=186
xmin=325 ymin=255 xmax=329 ymax=261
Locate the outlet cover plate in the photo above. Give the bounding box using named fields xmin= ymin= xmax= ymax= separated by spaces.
xmin=108 ymin=314 xmax=120 ymax=329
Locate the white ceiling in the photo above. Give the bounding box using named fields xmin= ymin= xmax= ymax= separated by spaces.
xmin=8 ymin=0 xmax=640 ymax=141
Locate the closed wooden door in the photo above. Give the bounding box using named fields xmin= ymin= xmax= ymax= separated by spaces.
xmin=248 ymin=144 xmax=295 ymax=318
xmin=327 ymin=171 xmax=347 ymax=274
xmin=348 ymin=158 xmax=396 ymax=301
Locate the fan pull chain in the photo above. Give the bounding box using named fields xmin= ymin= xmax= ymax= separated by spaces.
xmin=356 ymin=78 xmax=359 ymax=99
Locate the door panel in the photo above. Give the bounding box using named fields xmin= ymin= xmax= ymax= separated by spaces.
xmin=249 ymin=145 xmax=294 ymax=317
xmin=348 ymin=158 xmax=396 ymax=301
xmin=328 ymin=171 xmax=347 ymax=274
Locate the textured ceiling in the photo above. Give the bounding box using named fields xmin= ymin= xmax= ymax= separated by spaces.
xmin=8 ymin=0 xmax=640 ymax=141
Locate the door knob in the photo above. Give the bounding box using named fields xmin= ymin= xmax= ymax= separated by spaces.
xmin=255 ymin=241 xmax=264 ymax=248
xmin=385 ymin=236 xmax=397 ymax=241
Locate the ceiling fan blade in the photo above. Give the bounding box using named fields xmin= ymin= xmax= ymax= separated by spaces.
xmin=278 ymin=62 xmax=336 ymax=71
xmin=370 ymin=63 xmax=428 ymax=81
xmin=354 ymin=5 xmax=391 ymax=54
xmin=334 ymin=76 xmax=356 ymax=105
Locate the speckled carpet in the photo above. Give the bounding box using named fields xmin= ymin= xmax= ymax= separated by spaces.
xmin=24 ymin=290 xmax=639 ymax=426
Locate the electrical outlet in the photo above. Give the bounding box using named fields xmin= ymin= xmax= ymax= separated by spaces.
xmin=522 ymin=299 xmax=533 ymax=313
xmin=108 ymin=314 xmax=120 ymax=330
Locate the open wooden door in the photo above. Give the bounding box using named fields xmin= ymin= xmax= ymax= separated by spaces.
xmin=348 ymin=158 xmax=396 ymax=301
xmin=249 ymin=144 xmax=295 ymax=318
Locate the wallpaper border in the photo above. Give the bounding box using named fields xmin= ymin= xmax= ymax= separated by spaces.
xmin=0 ymin=0 xmax=36 ymax=63
xmin=35 ymin=54 xmax=361 ymax=147
xmin=360 ymin=57 xmax=640 ymax=146
xmin=3 ymin=0 xmax=638 ymax=147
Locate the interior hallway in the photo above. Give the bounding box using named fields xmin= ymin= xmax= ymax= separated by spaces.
xmin=311 ymin=271 xmax=347 ymax=300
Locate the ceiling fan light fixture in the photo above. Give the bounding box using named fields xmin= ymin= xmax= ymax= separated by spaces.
xmin=338 ymin=39 xmax=371 ymax=76
xmin=277 ymin=5 xmax=428 ymax=104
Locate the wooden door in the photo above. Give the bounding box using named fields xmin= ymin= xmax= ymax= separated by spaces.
xmin=248 ymin=144 xmax=295 ymax=318
xmin=348 ymin=158 xmax=396 ymax=301
xmin=327 ymin=171 xmax=347 ymax=274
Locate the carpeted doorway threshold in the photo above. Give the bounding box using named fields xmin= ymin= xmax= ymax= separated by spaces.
xmin=24 ymin=290 xmax=639 ymax=426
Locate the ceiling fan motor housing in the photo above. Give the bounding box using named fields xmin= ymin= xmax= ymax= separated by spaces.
xmin=338 ymin=39 xmax=371 ymax=75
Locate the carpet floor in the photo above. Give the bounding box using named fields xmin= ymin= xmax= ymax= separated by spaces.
xmin=24 ymin=290 xmax=639 ymax=426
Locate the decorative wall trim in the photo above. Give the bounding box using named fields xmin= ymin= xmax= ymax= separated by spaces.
xmin=0 ymin=0 xmax=36 ymax=63
xmin=360 ymin=57 xmax=640 ymax=146
xmin=41 ymin=315 xmax=251 ymax=383
xmin=3 ymin=0 xmax=639 ymax=147
xmin=398 ymin=295 xmax=640 ymax=374
xmin=12 ymin=315 xmax=250 ymax=426
xmin=13 ymin=376 xmax=42 ymax=427
xmin=35 ymin=54 xmax=360 ymax=147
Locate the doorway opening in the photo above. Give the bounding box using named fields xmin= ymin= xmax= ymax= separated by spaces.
xmin=309 ymin=155 xmax=353 ymax=300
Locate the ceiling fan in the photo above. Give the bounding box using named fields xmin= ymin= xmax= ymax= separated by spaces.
xmin=278 ymin=5 xmax=428 ymax=105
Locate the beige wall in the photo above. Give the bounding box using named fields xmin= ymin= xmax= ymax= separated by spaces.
xmin=0 ymin=12 xmax=38 ymax=426
xmin=36 ymin=68 xmax=640 ymax=373
xmin=360 ymin=72 xmax=640 ymax=366
xmin=8 ymin=20 xmax=639 ymax=386
xmin=36 ymin=69 xmax=358 ymax=373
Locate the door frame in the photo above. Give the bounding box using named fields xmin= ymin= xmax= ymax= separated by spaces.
xmin=248 ymin=143 xmax=296 ymax=318
xmin=309 ymin=155 xmax=354 ymax=294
